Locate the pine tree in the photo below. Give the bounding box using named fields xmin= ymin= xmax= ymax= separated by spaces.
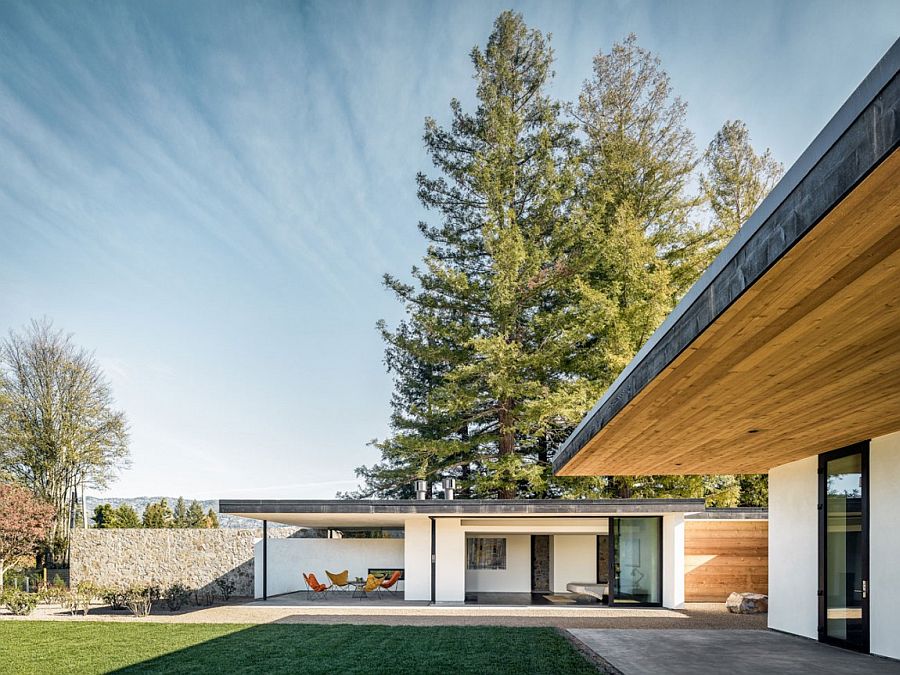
xmin=114 ymin=504 xmax=141 ymax=528
xmin=701 ymin=120 xmax=783 ymax=254
xmin=205 ymin=508 xmax=219 ymax=529
xmin=700 ymin=120 xmax=782 ymax=507
xmin=142 ymin=499 xmax=173 ymax=528
xmin=173 ymin=497 xmax=188 ymax=528
xmin=186 ymin=501 xmax=206 ymax=528
xmin=92 ymin=503 xmax=117 ymax=528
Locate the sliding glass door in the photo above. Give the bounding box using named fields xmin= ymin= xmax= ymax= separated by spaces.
xmin=819 ymin=443 xmax=869 ymax=652
xmin=609 ymin=517 xmax=662 ymax=606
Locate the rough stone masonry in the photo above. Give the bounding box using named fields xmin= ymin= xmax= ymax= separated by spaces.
xmin=70 ymin=527 xmax=301 ymax=597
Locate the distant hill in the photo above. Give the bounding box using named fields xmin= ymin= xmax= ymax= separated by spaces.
xmin=84 ymin=496 xmax=262 ymax=529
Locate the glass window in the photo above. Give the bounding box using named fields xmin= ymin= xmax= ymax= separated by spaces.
xmin=825 ymin=452 xmax=864 ymax=644
xmin=612 ymin=517 xmax=661 ymax=605
xmin=466 ymin=537 xmax=506 ymax=570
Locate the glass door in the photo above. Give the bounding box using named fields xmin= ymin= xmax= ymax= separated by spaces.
xmin=609 ymin=517 xmax=662 ymax=606
xmin=819 ymin=443 xmax=869 ymax=652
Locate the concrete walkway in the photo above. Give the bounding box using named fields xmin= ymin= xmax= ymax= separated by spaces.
xmin=568 ymin=629 xmax=900 ymax=675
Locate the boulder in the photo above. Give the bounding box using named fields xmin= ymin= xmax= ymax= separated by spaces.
xmin=725 ymin=591 xmax=768 ymax=614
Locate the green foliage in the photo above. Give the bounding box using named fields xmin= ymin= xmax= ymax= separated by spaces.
xmin=2 ymin=588 xmax=38 ymax=615
xmin=62 ymin=581 xmax=98 ymax=616
xmin=124 ymin=584 xmax=153 ymax=617
xmin=114 ymin=504 xmax=141 ymax=528
xmin=165 ymin=582 xmax=192 ymax=611
xmin=173 ymin=497 xmax=188 ymax=528
xmin=738 ymin=475 xmax=768 ymax=507
xmin=215 ymin=578 xmax=236 ymax=602
xmin=186 ymin=501 xmax=205 ymax=527
xmin=350 ymin=14 xmax=778 ymax=507
xmin=92 ymin=503 xmax=117 ymax=528
xmin=0 ymin=319 xmax=130 ymax=562
xmin=142 ymin=499 xmax=173 ymax=528
xmin=205 ymin=508 xmax=219 ymax=529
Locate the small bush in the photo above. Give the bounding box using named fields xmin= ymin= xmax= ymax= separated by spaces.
xmin=215 ymin=578 xmax=236 ymax=602
xmin=165 ymin=583 xmax=192 ymax=611
xmin=193 ymin=589 xmax=215 ymax=606
xmin=3 ymin=590 xmax=39 ymax=616
xmin=124 ymin=586 xmax=153 ymax=617
xmin=62 ymin=582 xmax=98 ymax=616
xmin=101 ymin=587 xmax=129 ymax=610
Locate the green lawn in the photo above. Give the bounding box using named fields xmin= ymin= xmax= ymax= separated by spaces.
xmin=0 ymin=621 xmax=597 ymax=674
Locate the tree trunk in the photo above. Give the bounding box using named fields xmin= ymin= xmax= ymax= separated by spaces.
xmin=498 ymin=402 xmax=516 ymax=499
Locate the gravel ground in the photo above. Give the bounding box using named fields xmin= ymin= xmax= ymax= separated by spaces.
xmin=0 ymin=601 xmax=767 ymax=629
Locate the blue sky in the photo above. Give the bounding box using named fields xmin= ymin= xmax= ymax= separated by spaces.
xmin=1 ymin=1 xmax=898 ymax=500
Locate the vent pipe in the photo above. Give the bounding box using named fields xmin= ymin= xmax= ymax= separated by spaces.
xmin=442 ymin=477 xmax=456 ymax=500
xmin=414 ymin=480 xmax=428 ymax=500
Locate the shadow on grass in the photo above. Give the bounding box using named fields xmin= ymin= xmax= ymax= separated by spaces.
xmin=110 ymin=623 xmax=597 ymax=675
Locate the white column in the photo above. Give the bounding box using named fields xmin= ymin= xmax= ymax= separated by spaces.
xmin=403 ymin=517 xmax=432 ymax=601
xmin=870 ymin=430 xmax=900 ymax=660
xmin=434 ymin=518 xmax=465 ymax=602
xmin=662 ymin=513 xmax=685 ymax=609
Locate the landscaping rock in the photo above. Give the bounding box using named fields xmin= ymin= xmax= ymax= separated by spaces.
xmin=725 ymin=592 xmax=768 ymax=614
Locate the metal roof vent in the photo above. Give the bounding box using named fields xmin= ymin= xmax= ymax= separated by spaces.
xmin=414 ymin=480 xmax=428 ymax=500
xmin=442 ymin=477 xmax=456 ymax=500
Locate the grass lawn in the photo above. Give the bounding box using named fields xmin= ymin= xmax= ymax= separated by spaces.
xmin=0 ymin=621 xmax=598 ymax=674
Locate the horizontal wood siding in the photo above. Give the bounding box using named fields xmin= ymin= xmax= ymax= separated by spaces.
xmin=684 ymin=520 xmax=768 ymax=602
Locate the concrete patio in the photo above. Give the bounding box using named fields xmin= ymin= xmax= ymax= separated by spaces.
xmin=569 ymin=629 xmax=900 ymax=674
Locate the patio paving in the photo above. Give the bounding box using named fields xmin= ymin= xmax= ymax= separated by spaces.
xmin=568 ymin=629 xmax=900 ymax=675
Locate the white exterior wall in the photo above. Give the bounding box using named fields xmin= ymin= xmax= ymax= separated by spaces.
xmin=464 ymin=534 xmax=530 ymax=592
xmin=403 ymin=517 xmax=432 ymax=601
xmin=551 ymin=535 xmax=597 ymax=593
xmin=253 ymin=538 xmax=404 ymax=599
xmin=663 ymin=513 xmax=684 ymax=609
xmin=870 ymin=430 xmax=900 ymax=660
xmin=768 ymin=455 xmax=819 ymax=639
xmin=434 ymin=518 xmax=466 ymax=602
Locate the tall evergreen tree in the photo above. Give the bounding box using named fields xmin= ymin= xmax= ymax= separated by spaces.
xmin=173 ymin=496 xmax=189 ymax=528
xmin=186 ymin=500 xmax=206 ymax=528
xmin=142 ymin=499 xmax=173 ymax=528
xmin=114 ymin=504 xmax=141 ymax=528
xmin=700 ymin=119 xmax=782 ymax=506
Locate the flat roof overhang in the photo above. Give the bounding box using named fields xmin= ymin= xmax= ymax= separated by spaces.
xmin=554 ymin=40 xmax=900 ymax=477
xmin=219 ymin=498 xmax=705 ymax=528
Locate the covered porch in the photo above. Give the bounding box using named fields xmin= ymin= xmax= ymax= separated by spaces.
xmin=219 ymin=498 xmax=703 ymax=609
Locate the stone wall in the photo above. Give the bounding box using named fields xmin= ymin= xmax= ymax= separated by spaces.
xmin=531 ymin=535 xmax=550 ymax=592
xmin=70 ymin=527 xmax=301 ymax=597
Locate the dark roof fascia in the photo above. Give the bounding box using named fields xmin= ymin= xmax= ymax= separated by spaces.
xmin=686 ymin=508 xmax=768 ymax=520
xmin=553 ymin=39 xmax=900 ymax=475
xmin=219 ymin=498 xmax=706 ymax=515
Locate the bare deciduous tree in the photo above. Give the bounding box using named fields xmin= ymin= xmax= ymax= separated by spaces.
xmin=0 ymin=319 xmax=129 ymax=562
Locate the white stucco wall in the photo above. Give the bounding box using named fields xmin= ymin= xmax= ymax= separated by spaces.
xmin=403 ymin=517 xmax=432 ymax=601
xmin=663 ymin=513 xmax=684 ymax=609
xmin=464 ymin=534 xmax=530 ymax=593
xmin=253 ymin=538 xmax=404 ymax=599
xmin=768 ymin=455 xmax=818 ymax=639
xmin=434 ymin=518 xmax=466 ymax=602
xmin=869 ymin=430 xmax=900 ymax=660
xmin=551 ymin=534 xmax=597 ymax=593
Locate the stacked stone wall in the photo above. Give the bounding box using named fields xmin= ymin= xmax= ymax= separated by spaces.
xmin=70 ymin=527 xmax=300 ymax=597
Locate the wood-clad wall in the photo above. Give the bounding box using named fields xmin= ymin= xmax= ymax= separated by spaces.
xmin=684 ymin=520 xmax=768 ymax=602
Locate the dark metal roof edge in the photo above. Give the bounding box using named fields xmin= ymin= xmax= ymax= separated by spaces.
xmin=686 ymin=508 xmax=768 ymax=520
xmin=553 ymin=38 xmax=900 ymax=474
xmin=219 ymin=498 xmax=706 ymax=514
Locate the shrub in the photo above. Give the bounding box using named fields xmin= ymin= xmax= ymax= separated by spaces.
xmin=62 ymin=582 xmax=98 ymax=616
xmin=124 ymin=586 xmax=153 ymax=617
xmin=101 ymin=587 xmax=129 ymax=610
xmin=165 ymin=583 xmax=192 ymax=611
xmin=193 ymin=589 xmax=215 ymax=606
xmin=215 ymin=578 xmax=236 ymax=602
xmin=3 ymin=589 xmax=38 ymax=616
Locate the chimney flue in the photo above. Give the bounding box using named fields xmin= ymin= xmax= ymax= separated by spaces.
xmin=414 ymin=480 xmax=428 ymax=500
xmin=442 ymin=477 xmax=456 ymax=500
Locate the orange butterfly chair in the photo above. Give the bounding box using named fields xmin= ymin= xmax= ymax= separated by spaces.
xmin=377 ymin=570 xmax=402 ymax=597
xmin=303 ymin=572 xmax=331 ymax=600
